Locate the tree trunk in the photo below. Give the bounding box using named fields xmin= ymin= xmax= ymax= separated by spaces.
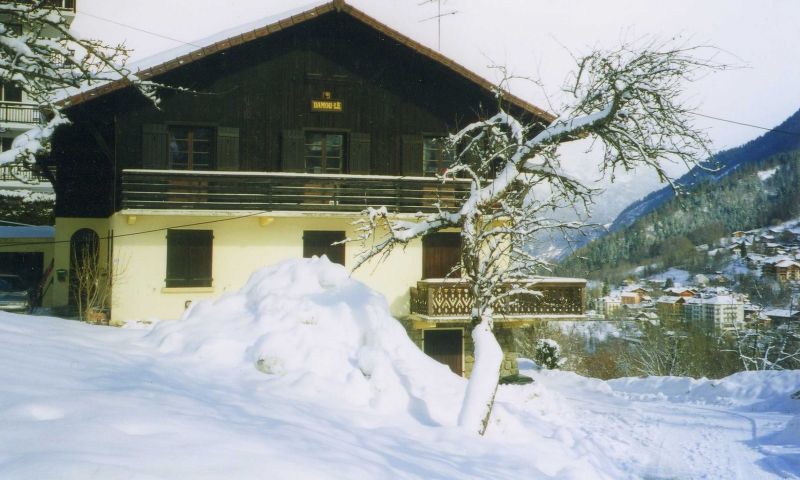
xmin=457 ymin=313 xmax=503 ymax=435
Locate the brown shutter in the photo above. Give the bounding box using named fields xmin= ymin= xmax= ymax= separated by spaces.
xmin=142 ymin=124 xmax=168 ymax=169
xmin=216 ymin=127 xmax=240 ymax=171
xmin=303 ymin=231 xmax=346 ymax=266
xmin=401 ymin=134 xmax=423 ymax=176
xmin=281 ymin=129 xmax=305 ymax=172
xmin=349 ymin=132 xmax=371 ymax=174
xmin=422 ymin=232 xmax=462 ymax=279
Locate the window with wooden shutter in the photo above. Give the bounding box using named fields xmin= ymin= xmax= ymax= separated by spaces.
xmin=216 ymin=127 xmax=240 ymax=171
xmin=401 ymin=134 xmax=423 ymax=176
xmin=303 ymin=231 xmax=346 ymax=266
xmin=349 ymin=132 xmax=371 ymax=174
xmin=166 ymin=230 xmax=213 ymax=287
xmin=142 ymin=124 xmax=168 ymax=169
xmin=422 ymin=232 xmax=462 ymax=279
xmin=281 ymin=130 xmax=305 ymax=172
xmin=304 ymin=132 xmax=344 ymax=174
xmin=168 ymin=126 xmax=215 ymax=170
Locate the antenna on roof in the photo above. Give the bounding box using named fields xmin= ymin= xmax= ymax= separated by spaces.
xmin=418 ymin=0 xmax=458 ymax=51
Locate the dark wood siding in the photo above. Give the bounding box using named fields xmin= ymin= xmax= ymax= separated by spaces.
xmin=424 ymin=329 xmax=463 ymax=376
xmin=423 ymin=232 xmax=462 ymax=279
xmin=55 ymin=11 xmax=533 ymax=217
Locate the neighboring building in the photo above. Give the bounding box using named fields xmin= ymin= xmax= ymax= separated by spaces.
xmin=772 ymin=259 xmax=800 ymax=282
xmin=598 ymin=295 xmax=622 ymax=317
xmin=684 ymin=295 xmax=745 ymax=330
xmin=664 ymin=287 xmax=696 ymax=298
xmin=43 ymin=0 xmax=584 ymax=378
xmin=762 ymin=308 xmax=800 ymax=324
xmin=655 ymin=295 xmax=685 ymax=322
xmin=0 ymin=226 xmax=55 ymax=306
xmin=0 ymin=0 xmax=74 ymax=184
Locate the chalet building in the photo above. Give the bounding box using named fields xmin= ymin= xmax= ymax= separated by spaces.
xmin=655 ymin=295 xmax=685 ymax=322
xmin=772 ymin=259 xmax=800 ymax=282
xmin=664 ymin=287 xmax=697 ymax=298
xmin=43 ymin=0 xmax=585 ymax=378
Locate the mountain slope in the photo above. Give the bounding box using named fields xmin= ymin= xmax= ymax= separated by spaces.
xmin=558 ymin=149 xmax=800 ymax=279
xmin=610 ymin=107 xmax=800 ymax=232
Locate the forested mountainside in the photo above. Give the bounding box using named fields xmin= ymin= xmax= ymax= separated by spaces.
xmin=558 ymin=150 xmax=800 ymax=280
xmin=607 ymin=107 xmax=800 ymax=233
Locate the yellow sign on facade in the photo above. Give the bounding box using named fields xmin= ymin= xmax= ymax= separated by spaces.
xmin=311 ymin=99 xmax=343 ymax=112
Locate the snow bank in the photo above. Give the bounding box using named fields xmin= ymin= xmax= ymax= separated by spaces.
xmin=608 ymin=370 xmax=800 ymax=412
xmin=145 ymin=257 xmax=462 ymax=421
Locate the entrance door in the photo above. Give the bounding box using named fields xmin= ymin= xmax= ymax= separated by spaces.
xmin=423 ymin=329 xmax=463 ymax=376
xmin=422 ymin=232 xmax=461 ymax=279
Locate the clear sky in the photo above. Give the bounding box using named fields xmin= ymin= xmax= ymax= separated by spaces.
xmin=70 ymin=0 xmax=800 ymax=221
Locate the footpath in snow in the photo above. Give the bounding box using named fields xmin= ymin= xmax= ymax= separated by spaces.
xmin=0 ymin=258 xmax=797 ymax=479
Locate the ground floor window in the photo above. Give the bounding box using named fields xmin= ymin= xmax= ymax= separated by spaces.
xmin=303 ymin=230 xmax=345 ymax=266
xmin=166 ymin=229 xmax=213 ymax=287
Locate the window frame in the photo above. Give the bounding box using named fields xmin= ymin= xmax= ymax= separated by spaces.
xmin=1 ymin=82 xmax=23 ymax=103
xmin=304 ymin=131 xmax=346 ymax=174
xmin=422 ymin=136 xmax=453 ymax=177
xmin=165 ymin=229 xmax=213 ymax=288
xmin=168 ymin=124 xmax=216 ymax=171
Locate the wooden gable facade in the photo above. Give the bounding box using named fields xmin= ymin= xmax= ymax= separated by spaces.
xmin=50 ymin=1 xmax=552 ymax=218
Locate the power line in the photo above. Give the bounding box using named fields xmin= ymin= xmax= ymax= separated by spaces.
xmin=0 ymin=210 xmax=265 ymax=250
xmin=78 ymin=10 xmax=203 ymax=48
xmin=690 ymin=111 xmax=800 ymax=137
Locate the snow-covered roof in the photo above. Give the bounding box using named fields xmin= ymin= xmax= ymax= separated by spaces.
xmin=0 ymin=226 xmax=55 ymax=239
xmin=656 ymin=296 xmax=685 ymax=304
xmin=63 ymin=0 xmax=554 ymax=122
xmin=763 ymin=309 xmax=800 ymax=319
xmin=774 ymin=259 xmax=800 ymax=269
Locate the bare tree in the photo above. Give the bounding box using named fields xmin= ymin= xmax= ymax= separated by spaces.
xmin=352 ymin=41 xmax=720 ymax=434
xmin=0 ymin=1 xmax=159 ymax=178
xmin=727 ymin=323 xmax=800 ymax=371
xmin=71 ymin=245 xmax=126 ymax=324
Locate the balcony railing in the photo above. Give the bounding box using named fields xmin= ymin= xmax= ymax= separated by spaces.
xmin=0 ymin=103 xmax=42 ymax=125
xmin=410 ymin=278 xmax=586 ymax=319
xmin=121 ymin=169 xmax=472 ymax=214
xmin=0 ymin=163 xmax=53 ymax=183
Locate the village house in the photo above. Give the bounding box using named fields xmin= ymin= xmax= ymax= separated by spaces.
xmin=655 ymin=295 xmax=686 ymax=323
xmin=41 ymin=0 xmax=585 ymax=378
xmin=683 ymin=295 xmax=745 ymax=330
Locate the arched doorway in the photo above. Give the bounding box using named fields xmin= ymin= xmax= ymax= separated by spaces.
xmin=69 ymin=228 xmax=99 ymax=308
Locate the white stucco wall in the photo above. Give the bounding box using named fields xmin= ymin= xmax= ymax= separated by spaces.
xmin=92 ymin=212 xmax=426 ymax=322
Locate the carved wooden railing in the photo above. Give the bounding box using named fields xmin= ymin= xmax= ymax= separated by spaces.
xmin=121 ymin=169 xmax=471 ymax=214
xmin=410 ymin=278 xmax=586 ymax=318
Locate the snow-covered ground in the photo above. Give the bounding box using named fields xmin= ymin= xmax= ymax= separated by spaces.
xmin=1 ymin=258 xmax=797 ymax=479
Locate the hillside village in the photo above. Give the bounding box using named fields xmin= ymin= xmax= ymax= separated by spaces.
xmin=596 ymin=217 xmax=800 ymax=331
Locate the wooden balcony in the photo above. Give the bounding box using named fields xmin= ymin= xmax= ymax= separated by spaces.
xmin=0 ymin=103 xmax=42 ymax=125
xmin=410 ymin=278 xmax=586 ymax=321
xmin=121 ymin=169 xmax=471 ymax=214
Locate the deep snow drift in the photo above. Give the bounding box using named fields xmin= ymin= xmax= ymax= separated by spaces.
xmin=0 ymin=258 xmax=797 ymax=479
